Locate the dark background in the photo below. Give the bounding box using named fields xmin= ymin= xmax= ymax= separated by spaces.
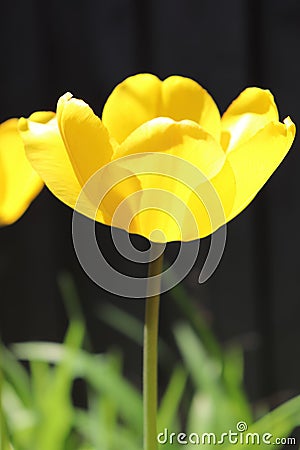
xmin=0 ymin=0 xmax=299 ymax=417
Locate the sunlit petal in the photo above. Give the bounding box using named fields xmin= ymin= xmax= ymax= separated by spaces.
xmin=57 ymin=93 xmax=114 ymax=186
xmin=102 ymin=74 xmax=220 ymax=143
xmin=19 ymin=113 xmax=105 ymax=223
xmin=221 ymin=87 xmax=279 ymax=152
xmin=107 ymin=120 xmax=227 ymax=241
xmin=226 ymin=117 xmax=295 ymax=220
xmin=161 ymin=76 xmax=220 ymax=141
xmin=115 ymin=117 xmax=224 ymax=177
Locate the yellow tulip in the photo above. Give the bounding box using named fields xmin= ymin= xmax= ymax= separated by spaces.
xmin=19 ymin=74 xmax=295 ymax=242
xmin=0 ymin=118 xmax=43 ymax=225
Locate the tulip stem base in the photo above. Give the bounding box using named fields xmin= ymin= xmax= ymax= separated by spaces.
xmin=143 ymin=249 xmax=164 ymax=450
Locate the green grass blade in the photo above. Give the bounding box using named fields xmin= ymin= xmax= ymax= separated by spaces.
xmin=222 ymin=345 xmax=252 ymax=423
xmin=174 ymin=323 xmax=222 ymax=393
xmin=0 ymin=344 xmax=31 ymax=408
xmin=174 ymin=323 xmax=252 ymax=437
xmin=98 ymin=304 xmax=143 ymax=346
xmin=158 ymin=365 xmax=187 ymax=431
xmin=168 ymin=271 xmax=222 ymax=359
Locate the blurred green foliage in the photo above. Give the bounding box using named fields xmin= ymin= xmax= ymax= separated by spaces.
xmin=0 ymin=273 xmax=299 ymax=449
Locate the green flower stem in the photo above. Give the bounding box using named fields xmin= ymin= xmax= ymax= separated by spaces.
xmin=143 ymin=250 xmax=164 ymax=450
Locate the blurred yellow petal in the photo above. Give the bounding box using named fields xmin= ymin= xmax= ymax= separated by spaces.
xmin=221 ymin=87 xmax=279 ymax=152
xmin=226 ymin=117 xmax=295 ymax=220
xmin=19 ymin=113 xmax=106 ymax=224
xmin=102 ymin=74 xmax=220 ymax=144
xmin=57 ymin=93 xmax=114 ymax=186
xmin=0 ymin=118 xmax=43 ymax=225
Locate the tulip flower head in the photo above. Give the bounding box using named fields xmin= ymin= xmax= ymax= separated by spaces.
xmin=19 ymin=74 xmax=295 ymax=242
xmin=0 ymin=118 xmax=43 ymax=225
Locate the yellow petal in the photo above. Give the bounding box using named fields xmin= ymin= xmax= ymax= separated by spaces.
xmin=102 ymin=153 xmax=235 ymax=242
xmin=226 ymin=117 xmax=295 ymax=220
xmin=161 ymin=76 xmax=220 ymax=141
xmin=102 ymin=74 xmax=162 ymax=144
xmin=102 ymin=73 xmax=220 ymax=144
xmin=107 ymin=119 xmax=227 ymax=241
xmin=57 ymin=92 xmax=114 ymax=186
xmin=221 ymin=88 xmax=279 ymax=152
xmin=108 ymin=153 xmax=191 ymax=241
xmin=0 ymin=118 xmax=43 ymax=225
xmin=96 ymin=162 xmax=143 ymax=234
xmin=19 ymin=112 xmax=105 ymax=223
xmin=184 ymin=159 xmax=236 ymax=240
xmin=115 ymin=117 xmax=224 ymax=177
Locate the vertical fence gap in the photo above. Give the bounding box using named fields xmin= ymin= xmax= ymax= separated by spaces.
xmin=134 ymin=0 xmax=153 ymax=72
xmin=247 ymin=0 xmax=275 ymax=401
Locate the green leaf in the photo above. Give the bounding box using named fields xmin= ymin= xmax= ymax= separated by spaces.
xmin=222 ymin=345 xmax=252 ymax=423
xmin=12 ymin=342 xmax=143 ymax=436
xmin=0 ymin=344 xmax=32 ymax=408
xmin=98 ymin=304 xmax=143 ymax=346
xmin=97 ymin=303 xmax=172 ymax=365
xmin=174 ymin=323 xmax=251 ymax=439
xmin=174 ymin=323 xmax=222 ymax=393
xmin=15 ymin=314 xmax=86 ymax=450
xmin=168 ymin=269 xmax=221 ymax=359
xmin=158 ymin=365 xmax=187 ymax=431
